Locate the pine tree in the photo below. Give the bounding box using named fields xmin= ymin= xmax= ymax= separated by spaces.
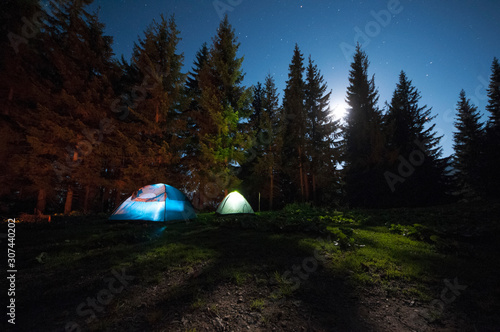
xmin=486 ymin=58 xmax=500 ymax=128
xmin=186 ymin=43 xmax=209 ymax=95
xmin=304 ymin=56 xmax=340 ymax=204
xmin=197 ymin=14 xmax=252 ymax=201
xmin=483 ymin=57 xmax=500 ymax=196
xmin=2 ymin=0 xmax=117 ymax=214
xmin=117 ymin=15 xmax=185 ymax=197
xmin=0 ymin=0 xmax=47 ymax=213
xmin=46 ymin=1 xmax=117 ymax=214
xmin=452 ymin=90 xmax=484 ymax=196
xmin=246 ymin=75 xmax=283 ymax=210
xmin=343 ymin=45 xmax=385 ymax=207
xmin=384 ymin=71 xmax=449 ymax=206
xmin=282 ymin=44 xmax=307 ymax=202
xmin=182 ymin=42 xmax=209 ymax=200
xmin=250 ymin=82 xmax=263 ymax=133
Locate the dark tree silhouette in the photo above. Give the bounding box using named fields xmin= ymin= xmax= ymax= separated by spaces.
xmin=343 ymin=45 xmax=385 ymax=207
xmin=282 ymin=44 xmax=307 ymax=202
xmin=484 ymin=57 xmax=500 ymax=197
xmin=452 ymin=90 xmax=485 ymax=197
xmin=304 ymin=56 xmax=340 ymax=205
xmin=383 ymin=71 xmax=450 ymax=206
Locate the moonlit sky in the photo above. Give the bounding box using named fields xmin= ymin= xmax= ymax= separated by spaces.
xmin=88 ymin=0 xmax=500 ymax=158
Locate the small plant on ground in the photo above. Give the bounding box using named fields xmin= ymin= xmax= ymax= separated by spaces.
xmin=250 ymin=298 xmax=265 ymax=311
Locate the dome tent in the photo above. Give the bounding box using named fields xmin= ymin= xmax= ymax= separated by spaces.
xmin=109 ymin=184 xmax=196 ymax=222
xmin=216 ymin=191 xmax=254 ymax=215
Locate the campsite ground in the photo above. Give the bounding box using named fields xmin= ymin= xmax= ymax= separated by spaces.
xmin=3 ymin=201 xmax=500 ymax=331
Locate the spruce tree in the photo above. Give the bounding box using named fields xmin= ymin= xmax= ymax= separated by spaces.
xmin=486 ymin=58 xmax=500 ymax=127
xmin=484 ymin=57 xmax=500 ymax=196
xmin=47 ymin=1 xmax=116 ymax=214
xmin=117 ymin=15 xmax=185 ymax=197
xmin=305 ymin=56 xmax=340 ymax=205
xmin=5 ymin=0 xmax=116 ymax=214
xmin=344 ymin=45 xmax=385 ymax=207
xmin=0 ymin=0 xmax=47 ymax=212
xmin=452 ymin=90 xmax=484 ymax=196
xmin=282 ymin=44 xmax=307 ymax=202
xmin=250 ymin=82 xmax=263 ymax=133
xmin=182 ymin=42 xmax=209 ymax=198
xmin=197 ymin=14 xmax=252 ymax=201
xmin=384 ymin=71 xmax=449 ymax=206
xmin=246 ymin=75 xmax=283 ymax=209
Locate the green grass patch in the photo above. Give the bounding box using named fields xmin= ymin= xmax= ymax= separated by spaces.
xmin=8 ymin=200 xmax=500 ymax=330
xmin=250 ymin=298 xmax=265 ymax=311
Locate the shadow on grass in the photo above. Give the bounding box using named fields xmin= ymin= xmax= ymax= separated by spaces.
xmin=9 ymin=203 xmax=500 ymax=331
xmin=10 ymin=218 xmax=371 ymax=331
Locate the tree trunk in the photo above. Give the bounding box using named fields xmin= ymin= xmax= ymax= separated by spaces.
xmin=312 ymin=173 xmax=317 ymax=204
xmin=64 ymin=185 xmax=73 ymax=214
xmin=64 ymin=150 xmax=78 ymax=214
xmin=101 ymin=187 xmax=109 ymax=212
xmin=83 ymin=185 xmax=90 ymax=214
xmin=114 ymin=189 xmax=122 ymax=208
xmin=269 ymin=166 xmax=274 ymax=210
xmin=298 ymin=146 xmax=304 ymax=201
xmin=36 ymin=188 xmax=47 ymax=213
xmin=224 ymin=157 xmax=228 ymax=196
xmin=304 ymin=169 xmax=309 ymax=202
xmin=6 ymin=87 xmax=13 ymax=115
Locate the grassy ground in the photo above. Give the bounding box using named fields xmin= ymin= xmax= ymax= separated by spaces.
xmin=3 ymin=200 xmax=500 ymax=331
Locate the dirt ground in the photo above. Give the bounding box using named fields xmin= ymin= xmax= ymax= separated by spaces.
xmin=6 ymin=215 xmax=499 ymax=332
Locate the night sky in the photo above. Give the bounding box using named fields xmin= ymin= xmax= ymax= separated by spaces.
xmin=87 ymin=0 xmax=500 ymax=158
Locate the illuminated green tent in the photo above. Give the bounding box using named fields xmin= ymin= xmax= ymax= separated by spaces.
xmin=216 ymin=192 xmax=254 ymax=215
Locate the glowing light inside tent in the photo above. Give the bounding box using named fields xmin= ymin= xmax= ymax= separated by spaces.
xmin=216 ymin=191 xmax=254 ymax=214
xmin=109 ymin=183 xmax=196 ymax=222
xmin=226 ymin=192 xmax=245 ymax=209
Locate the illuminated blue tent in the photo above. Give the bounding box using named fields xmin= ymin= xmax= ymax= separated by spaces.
xmin=216 ymin=191 xmax=254 ymax=215
xmin=109 ymin=184 xmax=196 ymax=222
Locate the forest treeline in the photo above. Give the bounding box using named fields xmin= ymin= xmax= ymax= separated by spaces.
xmin=1 ymin=1 xmax=499 ymax=214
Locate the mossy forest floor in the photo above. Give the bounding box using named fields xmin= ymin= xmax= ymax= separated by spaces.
xmin=4 ymin=200 xmax=500 ymax=331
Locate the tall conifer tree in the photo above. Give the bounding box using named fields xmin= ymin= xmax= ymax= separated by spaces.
xmin=384 ymin=71 xmax=449 ymax=206
xmin=8 ymin=0 xmax=116 ymax=213
xmin=344 ymin=45 xmax=385 ymax=206
xmin=282 ymin=44 xmax=307 ymax=202
xmin=304 ymin=56 xmax=340 ymax=204
xmin=247 ymin=75 xmax=283 ymax=209
xmin=183 ymin=42 xmax=209 ymax=197
xmin=484 ymin=57 xmax=500 ymax=196
xmin=0 ymin=0 xmax=47 ymax=212
xmin=117 ymin=15 xmax=185 ymax=196
xmin=452 ymin=90 xmax=484 ymax=196
xmin=197 ymin=14 xmax=252 ymax=200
